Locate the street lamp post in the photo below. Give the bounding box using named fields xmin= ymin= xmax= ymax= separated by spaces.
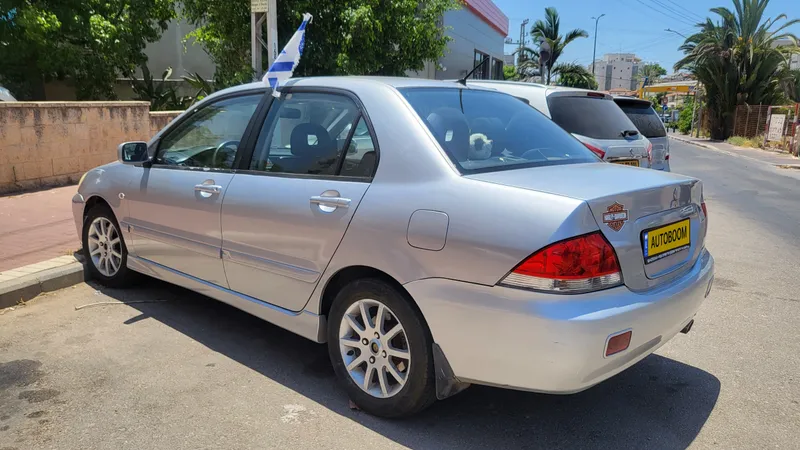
xmin=591 ymin=14 xmax=605 ymax=78
xmin=664 ymin=28 xmax=687 ymax=38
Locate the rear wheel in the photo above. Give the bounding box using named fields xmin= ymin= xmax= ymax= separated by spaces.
xmin=327 ymin=279 xmax=436 ymax=418
xmin=82 ymin=204 xmax=135 ymax=287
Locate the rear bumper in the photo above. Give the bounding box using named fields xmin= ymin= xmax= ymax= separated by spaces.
xmin=405 ymin=249 xmax=714 ymax=393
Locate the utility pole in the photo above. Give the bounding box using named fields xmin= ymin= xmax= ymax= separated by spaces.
xmin=518 ymin=19 xmax=529 ymax=64
xmin=251 ymin=0 xmax=278 ymax=80
xmin=591 ymin=14 xmax=605 ymax=78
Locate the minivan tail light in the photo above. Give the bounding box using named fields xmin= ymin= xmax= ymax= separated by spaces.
xmin=701 ymin=201 xmax=708 ymax=224
xmin=499 ymin=232 xmax=623 ymax=294
xmin=646 ymin=142 xmax=653 ymax=165
xmin=584 ymin=142 xmax=606 ymax=159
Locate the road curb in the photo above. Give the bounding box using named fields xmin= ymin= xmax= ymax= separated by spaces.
xmin=0 ymin=257 xmax=87 ymax=309
xmin=668 ymin=135 xmax=718 ymax=151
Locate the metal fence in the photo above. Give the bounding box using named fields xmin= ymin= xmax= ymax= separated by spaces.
xmin=732 ymin=104 xmax=771 ymax=138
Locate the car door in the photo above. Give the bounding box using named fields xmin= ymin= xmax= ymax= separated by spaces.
xmin=125 ymin=92 xmax=265 ymax=287
xmin=221 ymin=90 xmax=378 ymax=311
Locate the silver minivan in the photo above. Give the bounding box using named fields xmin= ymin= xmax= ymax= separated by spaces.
xmin=467 ymin=81 xmax=652 ymax=169
xmin=614 ymin=96 xmax=670 ymax=171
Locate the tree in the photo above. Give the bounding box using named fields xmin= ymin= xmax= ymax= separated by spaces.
xmin=556 ymin=63 xmax=598 ymax=89
xmin=0 ymin=0 xmax=175 ymax=100
xmin=783 ymin=69 xmax=800 ymax=102
xmin=675 ymin=0 xmax=799 ymax=139
xmin=503 ymin=65 xmax=519 ymax=81
xmin=637 ymin=63 xmax=667 ymax=85
xmin=180 ymin=0 xmax=458 ymax=88
xmin=530 ymin=7 xmax=588 ymax=84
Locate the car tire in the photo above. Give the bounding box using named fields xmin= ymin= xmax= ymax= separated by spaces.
xmin=327 ymin=278 xmax=436 ymax=418
xmin=82 ymin=204 xmax=135 ymax=287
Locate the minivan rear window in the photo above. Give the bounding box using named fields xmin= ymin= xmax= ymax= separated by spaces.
xmin=400 ymin=88 xmax=599 ymax=174
xmin=615 ymin=100 xmax=667 ymax=138
xmin=547 ymin=95 xmax=639 ymax=140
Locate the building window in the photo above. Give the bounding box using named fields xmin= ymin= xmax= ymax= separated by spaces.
xmin=492 ymin=58 xmax=504 ymax=80
xmin=472 ymin=50 xmax=490 ymax=79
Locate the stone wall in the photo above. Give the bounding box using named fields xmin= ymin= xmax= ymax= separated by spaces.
xmin=0 ymin=102 xmax=181 ymax=194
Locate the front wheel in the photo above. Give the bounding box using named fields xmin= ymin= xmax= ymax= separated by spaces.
xmin=327 ymin=279 xmax=436 ymax=418
xmin=82 ymin=204 xmax=135 ymax=287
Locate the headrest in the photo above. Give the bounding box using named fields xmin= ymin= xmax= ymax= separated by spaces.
xmin=426 ymin=108 xmax=470 ymax=162
xmin=290 ymin=123 xmax=335 ymax=158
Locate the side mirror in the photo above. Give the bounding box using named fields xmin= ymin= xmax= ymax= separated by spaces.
xmin=118 ymin=142 xmax=149 ymax=165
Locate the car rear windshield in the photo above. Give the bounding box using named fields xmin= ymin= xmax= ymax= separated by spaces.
xmin=547 ymin=95 xmax=639 ymax=140
xmin=399 ymin=88 xmax=599 ymax=174
xmin=615 ymin=100 xmax=667 ymax=138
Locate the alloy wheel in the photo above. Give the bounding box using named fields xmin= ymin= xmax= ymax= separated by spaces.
xmin=339 ymin=299 xmax=411 ymax=398
xmin=87 ymin=217 xmax=122 ymax=277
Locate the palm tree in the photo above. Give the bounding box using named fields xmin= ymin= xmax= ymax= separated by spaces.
xmin=530 ymin=7 xmax=588 ymax=84
xmin=675 ymin=0 xmax=799 ymax=139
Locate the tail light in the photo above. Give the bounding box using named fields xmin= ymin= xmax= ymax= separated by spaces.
xmin=499 ymin=232 xmax=623 ymax=294
xmin=665 ymin=152 xmax=670 ymax=161
xmin=700 ymin=201 xmax=707 ymax=218
xmin=646 ymin=142 xmax=653 ymax=166
xmin=584 ymin=142 xmax=606 ymax=159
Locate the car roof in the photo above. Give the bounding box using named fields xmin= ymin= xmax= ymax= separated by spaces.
xmin=466 ymin=80 xmax=612 ymax=100
xmin=211 ymin=76 xmax=489 ymax=97
xmin=612 ymin=95 xmax=651 ymax=105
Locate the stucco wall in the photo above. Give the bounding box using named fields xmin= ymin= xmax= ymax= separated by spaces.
xmin=0 ymin=102 xmax=181 ymax=194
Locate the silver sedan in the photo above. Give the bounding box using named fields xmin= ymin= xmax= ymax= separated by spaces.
xmin=72 ymin=77 xmax=714 ymax=417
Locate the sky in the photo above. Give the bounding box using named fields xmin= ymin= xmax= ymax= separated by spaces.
xmin=493 ymin=0 xmax=800 ymax=73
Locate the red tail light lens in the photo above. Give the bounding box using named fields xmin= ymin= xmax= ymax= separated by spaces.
xmin=500 ymin=232 xmax=623 ymax=294
xmin=584 ymin=142 xmax=606 ymax=159
xmin=701 ymin=201 xmax=707 ymax=218
xmin=646 ymin=142 xmax=653 ymax=165
xmin=665 ymin=153 xmax=670 ymax=160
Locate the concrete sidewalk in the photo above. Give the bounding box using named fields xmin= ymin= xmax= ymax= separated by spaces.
xmin=668 ymin=132 xmax=799 ymax=167
xmin=0 ymin=185 xmax=81 ymax=272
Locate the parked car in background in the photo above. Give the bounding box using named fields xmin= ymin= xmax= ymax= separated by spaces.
xmin=614 ymin=96 xmax=671 ymax=171
xmin=467 ymin=80 xmax=653 ymax=169
xmin=73 ymin=77 xmax=713 ymax=417
xmin=0 ymin=86 xmax=16 ymax=101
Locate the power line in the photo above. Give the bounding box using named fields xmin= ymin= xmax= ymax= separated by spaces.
xmin=648 ymin=0 xmax=703 ymax=24
xmin=629 ymin=0 xmax=697 ymax=27
xmin=662 ymin=0 xmax=706 ymax=21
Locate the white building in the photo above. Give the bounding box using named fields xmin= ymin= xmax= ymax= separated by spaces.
xmin=774 ymin=38 xmax=800 ymax=70
xmin=590 ymin=53 xmax=641 ymax=91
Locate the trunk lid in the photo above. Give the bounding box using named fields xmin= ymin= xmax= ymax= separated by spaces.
xmin=467 ymin=163 xmax=706 ymax=291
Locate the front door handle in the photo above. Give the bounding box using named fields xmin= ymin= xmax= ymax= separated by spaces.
xmin=310 ymin=196 xmax=351 ymax=208
xmin=194 ymin=184 xmax=223 ymax=194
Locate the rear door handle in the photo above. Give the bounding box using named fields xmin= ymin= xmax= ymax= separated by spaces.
xmin=310 ymin=196 xmax=351 ymax=208
xmin=194 ymin=184 xmax=223 ymax=194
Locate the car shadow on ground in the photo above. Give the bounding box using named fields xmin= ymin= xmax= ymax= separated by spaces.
xmin=99 ymin=279 xmax=720 ymax=450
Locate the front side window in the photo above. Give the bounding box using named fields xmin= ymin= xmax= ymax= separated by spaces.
xmin=400 ymin=88 xmax=599 ymax=174
xmin=156 ymin=94 xmax=262 ymax=169
xmin=615 ymin=100 xmax=667 ymax=138
xmin=249 ymin=92 xmax=376 ymax=177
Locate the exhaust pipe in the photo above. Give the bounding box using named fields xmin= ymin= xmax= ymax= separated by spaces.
xmin=680 ymin=319 xmax=694 ymax=334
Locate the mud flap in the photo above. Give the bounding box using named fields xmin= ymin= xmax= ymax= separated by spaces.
xmin=433 ymin=343 xmax=470 ymax=400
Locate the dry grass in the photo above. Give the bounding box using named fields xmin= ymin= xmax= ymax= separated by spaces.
xmin=727 ymin=135 xmax=763 ymax=148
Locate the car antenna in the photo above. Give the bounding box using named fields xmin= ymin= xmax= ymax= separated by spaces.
xmin=457 ymin=58 xmax=490 ymax=86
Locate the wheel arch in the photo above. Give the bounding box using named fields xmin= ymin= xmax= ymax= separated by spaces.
xmin=82 ymin=195 xmax=113 ymax=220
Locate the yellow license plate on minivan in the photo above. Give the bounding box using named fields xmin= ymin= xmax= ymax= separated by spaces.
xmin=612 ymin=159 xmax=640 ymax=167
xmin=642 ymin=219 xmax=691 ymax=264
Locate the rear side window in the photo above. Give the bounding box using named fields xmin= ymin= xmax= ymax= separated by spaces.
xmin=547 ymin=95 xmax=639 ymax=140
xmin=615 ymin=101 xmax=667 ymax=138
xmin=400 ymin=88 xmax=598 ymax=174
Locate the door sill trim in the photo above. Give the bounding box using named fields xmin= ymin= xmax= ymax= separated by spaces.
xmin=127 ymin=255 xmax=325 ymax=342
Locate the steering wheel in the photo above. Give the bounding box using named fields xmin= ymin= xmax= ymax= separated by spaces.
xmin=211 ymin=140 xmax=240 ymax=168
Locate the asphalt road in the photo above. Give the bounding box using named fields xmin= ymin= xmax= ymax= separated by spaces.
xmin=1 ymin=139 xmax=799 ymax=450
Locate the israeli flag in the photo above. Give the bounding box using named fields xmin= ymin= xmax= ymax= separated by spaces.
xmin=263 ymin=13 xmax=313 ymax=97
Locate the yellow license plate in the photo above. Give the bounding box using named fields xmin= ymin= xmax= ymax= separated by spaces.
xmin=612 ymin=159 xmax=640 ymax=167
xmin=642 ymin=219 xmax=691 ymax=264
